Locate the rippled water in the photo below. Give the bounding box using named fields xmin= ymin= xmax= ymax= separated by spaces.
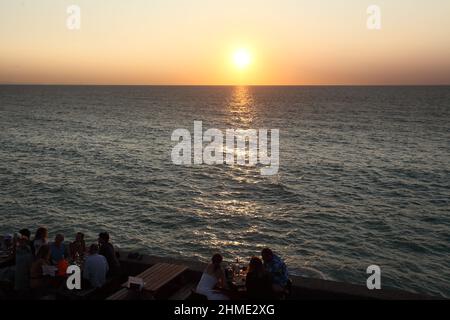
xmin=0 ymin=85 xmax=449 ymax=297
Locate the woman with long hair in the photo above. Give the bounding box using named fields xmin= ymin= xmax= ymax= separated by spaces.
xmin=245 ymin=256 xmax=274 ymax=299
xmin=196 ymin=254 xmax=229 ymax=300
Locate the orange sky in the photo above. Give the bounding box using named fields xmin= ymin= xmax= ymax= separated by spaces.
xmin=1 ymin=0 xmax=450 ymax=85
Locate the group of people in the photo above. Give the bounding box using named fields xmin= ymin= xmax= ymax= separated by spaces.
xmin=196 ymin=248 xmax=289 ymax=300
xmin=7 ymin=228 xmax=289 ymax=300
xmin=11 ymin=227 xmax=121 ymax=294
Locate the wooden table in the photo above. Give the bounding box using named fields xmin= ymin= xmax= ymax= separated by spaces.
xmin=123 ymin=263 xmax=188 ymax=294
xmin=229 ymin=271 xmax=247 ymax=292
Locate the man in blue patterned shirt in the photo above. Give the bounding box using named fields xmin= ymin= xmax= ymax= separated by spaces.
xmin=261 ymin=248 xmax=289 ymax=293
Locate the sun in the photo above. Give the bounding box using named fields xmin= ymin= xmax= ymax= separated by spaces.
xmin=233 ymin=48 xmax=251 ymax=70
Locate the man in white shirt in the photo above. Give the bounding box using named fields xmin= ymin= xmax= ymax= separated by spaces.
xmin=83 ymin=244 xmax=109 ymax=288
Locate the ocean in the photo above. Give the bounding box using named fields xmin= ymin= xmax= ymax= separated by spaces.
xmin=0 ymin=85 xmax=449 ymax=298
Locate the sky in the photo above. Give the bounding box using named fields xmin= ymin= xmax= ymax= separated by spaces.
xmin=1 ymin=0 xmax=450 ymax=85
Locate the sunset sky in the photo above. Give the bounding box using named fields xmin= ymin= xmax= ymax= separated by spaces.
xmin=1 ymin=0 xmax=450 ymax=85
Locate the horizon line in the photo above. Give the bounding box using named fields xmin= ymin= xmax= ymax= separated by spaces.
xmin=1 ymin=83 xmax=450 ymax=87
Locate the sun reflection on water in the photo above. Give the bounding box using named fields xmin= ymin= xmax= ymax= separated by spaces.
xmin=228 ymin=86 xmax=255 ymax=128
xmin=226 ymin=86 xmax=260 ymax=166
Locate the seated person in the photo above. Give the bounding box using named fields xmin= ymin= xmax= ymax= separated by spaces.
xmin=70 ymin=232 xmax=86 ymax=260
xmin=50 ymin=234 xmax=70 ymax=264
xmin=98 ymin=232 xmax=120 ymax=276
xmin=83 ymin=244 xmax=109 ymax=288
xmin=261 ymin=248 xmax=289 ymax=293
xmin=56 ymin=259 xmax=69 ymax=277
xmin=245 ymin=257 xmax=274 ymax=300
xmin=196 ymin=254 xmax=229 ymax=300
xmin=30 ymin=245 xmax=51 ymax=289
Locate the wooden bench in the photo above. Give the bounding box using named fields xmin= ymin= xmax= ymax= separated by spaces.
xmin=108 ymin=263 xmax=188 ymax=300
xmin=107 ymin=288 xmax=130 ymax=300
xmin=123 ymin=263 xmax=188 ymax=293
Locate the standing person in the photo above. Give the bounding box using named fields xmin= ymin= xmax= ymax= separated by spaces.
xmin=98 ymin=232 xmax=120 ymax=276
xmin=70 ymin=232 xmax=86 ymax=260
xmin=32 ymin=227 xmax=48 ymax=257
xmin=11 ymin=229 xmax=32 ymax=259
xmin=18 ymin=229 xmax=32 ymax=248
xmin=196 ymin=254 xmax=229 ymax=300
xmin=245 ymin=257 xmax=274 ymax=300
xmin=83 ymin=244 xmax=109 ymax=288
xmin=50 ymin=234 xmax=70 ymax=264
xmin=14 ymin=233 xmax=33 ymax=292
xmin=261 ymin=248 xmax=289 ymax=293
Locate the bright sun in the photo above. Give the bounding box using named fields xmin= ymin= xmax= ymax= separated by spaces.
xmin=233 ymin=49 xmax=251 ymax=70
